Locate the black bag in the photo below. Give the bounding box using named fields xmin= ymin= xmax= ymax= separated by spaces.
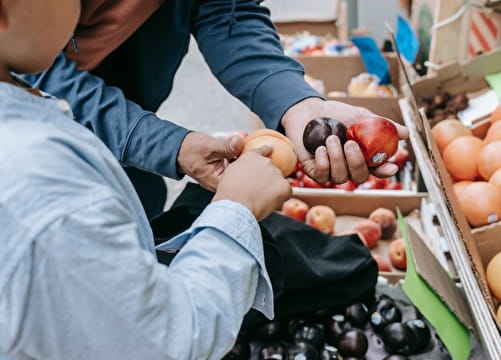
xmin=151 ymin=183 xmax=377 ymax=329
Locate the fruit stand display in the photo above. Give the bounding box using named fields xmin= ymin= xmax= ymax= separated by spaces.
xmin=399 ymin=47 xmax=501 ymax=358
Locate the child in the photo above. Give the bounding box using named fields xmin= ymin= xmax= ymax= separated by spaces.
xmin=0 ymin=0 xmax=291 ymax=359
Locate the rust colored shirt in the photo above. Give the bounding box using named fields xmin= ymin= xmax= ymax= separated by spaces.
xmin=66 ymin=0 xmax=164 ymax=71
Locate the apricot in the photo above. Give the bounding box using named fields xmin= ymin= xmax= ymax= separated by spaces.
xmin=242 ymin=129 xmax=297 ymax=177
xmin=486 ymin=252 xmax=501 ymax=302
xmin=369 ymin=208 xmax=398 ymax=239
xmin=305 ymin=205 xmax=336 ymax=234
xmin=354 ymin=219 xmax=382 ymax=248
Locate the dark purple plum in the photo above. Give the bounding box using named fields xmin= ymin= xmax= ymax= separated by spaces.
xmin=223 ymin=338 xmax=251 ymax=360
xmin=343 ymin=302 xmax=369 ymax=328
xmin=324 ymin=314 xmax=353 ymax=346
xmin=259 ymin=343 xmax=287 ymax=360
xmin=381 ymin=322 xmax=417 ymax=355
xmin=254 ymin=320 xmax=286 ymax=342
xmin=405 ymin=319 xmax=431 ymax=352
xmin=288 ymin=341 xmax=319 ymax=360
xmin=292 ymin=323 xmax=325 ymax=350
xmin=337 ymin=329 xmax=368 ymax=358
xmin=303 ymin=117 xmax=347 ymax=154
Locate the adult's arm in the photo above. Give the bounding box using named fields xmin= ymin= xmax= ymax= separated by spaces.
xmin=19 ymin=53 xmax=190 ymax=179
xmin=1 ymin=198 xmax=272 ymax=360
xmin=192 ymin=0 xmax=322 ymax=129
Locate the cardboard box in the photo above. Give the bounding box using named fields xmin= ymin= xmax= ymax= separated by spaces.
xmin=295 ymin=54 xmax=404 ymax=124
xmin=398 ymin=49 xmax=501 ymax=357
xmin=286 ymin=192 xmax=430 ymax=283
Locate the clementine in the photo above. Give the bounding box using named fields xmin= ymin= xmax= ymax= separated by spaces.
xmin=486 ymin=252 xmax=501 ymax=301
xmin=478 ymin=141 xmax=501 ymax=180
xmin=458 ymin=181 xmax=501 ymax=227
xmin=489 ymin=168 xmax=501 ymax=192
xmin=442 ymin=136 xmax=483 ymax=181
xmin=431 ymin=119 xmax=473 ymax=153
xmin=490 ymin=103 xmax=501 ymax=124
xmin=484 ymin=121 xmax=501 ymax=144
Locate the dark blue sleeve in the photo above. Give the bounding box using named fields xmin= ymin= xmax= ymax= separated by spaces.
xmin=19 ymin=53 xmax=190 ymax=179
xmin=192 ymin=0 xmax=322 ymax=130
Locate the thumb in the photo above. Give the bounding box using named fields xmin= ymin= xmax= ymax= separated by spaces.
xmin=248 ymin=144 xmax=273 ymax=158
xmin=213 ymin=135 xmax=245 ymax=159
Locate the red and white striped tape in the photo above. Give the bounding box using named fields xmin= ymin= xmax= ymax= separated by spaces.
xmin=468 ymin=8 xmax=501 ymax=58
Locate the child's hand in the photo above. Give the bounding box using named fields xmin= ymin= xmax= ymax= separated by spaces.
xmin=213 ymin=145 xmax=292 ymax=221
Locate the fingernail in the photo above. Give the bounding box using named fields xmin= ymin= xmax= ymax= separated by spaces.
xmin=326 ymin=135 xmax=339 ymax=146
xmin=345 ymin=141 xmax=359 ymax=154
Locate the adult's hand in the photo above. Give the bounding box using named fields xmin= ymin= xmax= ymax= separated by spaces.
xmin=213 ymin=145 xmax=292 ymax=221
xmin=177 ymin=132 xmax=245 ymax=191
xmin=281 ymin=98 xmax=409 ymax=185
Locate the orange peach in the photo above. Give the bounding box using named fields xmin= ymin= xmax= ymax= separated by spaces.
xmin=242 ymin=129 xmax=297 ymax=177
xmin=305 ymin=205 xmax=336 ymax=234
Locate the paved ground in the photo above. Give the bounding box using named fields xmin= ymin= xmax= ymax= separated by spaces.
xmin=156 ymin=38 xmax=256 ymax=209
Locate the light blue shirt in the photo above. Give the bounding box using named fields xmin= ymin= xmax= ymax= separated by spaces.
xmin=0 ymin=83 xmax=273 ymax=360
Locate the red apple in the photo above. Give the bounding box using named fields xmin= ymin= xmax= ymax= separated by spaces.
xmin=353 ymin=219 xmax=382 ymax=248
xmin=385 ymin=181 xmax=402 ymax=190
xmin=389 ymin=238 xmax=407 ymax=270
xmin=372 ymin=253 xmax=391 ymax=272
xmin=369 ymin=208 xmax=398 ymax=239
xmin=347 ymin=117 xmax=399 ymax=167
xmin=305 ymin=205 xmax=336 ymax=234
xmin=287 ymin=178 xmax=301 ymax=187
xmin=282 ymin=198 xmax=310 ymax=222
xmin=302 ymin=174 xmax=324 ymax=188
xmin=388 ymin=146 xmax=409 ymax=170
xmin=337 ymin=180 xmax=358 ymax=191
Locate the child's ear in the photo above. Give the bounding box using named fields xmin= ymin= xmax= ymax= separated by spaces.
xmin=0 ymin=0 xmax=8 ymax=32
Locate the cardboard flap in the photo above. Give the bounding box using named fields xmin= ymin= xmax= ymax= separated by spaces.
xmin=406 ymin=222 xmax=476 ymax=332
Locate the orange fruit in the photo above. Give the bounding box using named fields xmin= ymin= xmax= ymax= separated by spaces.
xmin=442 ymin=136 xmax=484 ymax=181
xmin=484 ymin=121 xmax=501 ymax=144
xmin=458 ymin=181 xmax=501 ymax=227
xmin=452 ymin=180 xmax=473 ymax=200
xmin=489 ymin=168 xmax=501 ymax=192
xmin=243 ymin=129 xmax=297 ymax=177
xmin=431 ymin=119 xmax=473 ymax=153
xmin=490 ymin=103 xmax=501 ymax=124
xmin=486 ymin=252 xmax=501 ymax=301
xmin=478 ymin=141 xmax=501 ymax=180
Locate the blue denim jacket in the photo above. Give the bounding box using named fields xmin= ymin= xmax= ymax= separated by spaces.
xmin=0 ymin=82 xmax=272 ymax=360
xmin=20 ymin=0 xmax=320 ymax=180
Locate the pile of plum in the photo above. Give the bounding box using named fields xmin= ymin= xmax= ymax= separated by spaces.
xmin=223 ymin=294 xmax=451 ymax=360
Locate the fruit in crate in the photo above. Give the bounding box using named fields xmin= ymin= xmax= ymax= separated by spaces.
xmin=452 ymin=180 xmax=473 ymax=199
xmin=490 ymin=103 xmax=501 ymax=124
xmin=302 ymin=117 xmax=347 ymax=155
xmin=222 ymin=337 xmax=250 ymax=360
xmin=389 ymin=238 xmax=407 ymax=270
xmin=336 ymin=329 xmax=368 ymax=358
xmin=242 ymin=128 xmax=297 ymax=177
xmin=369 ymin=208 xmax=398 ymax=238
xmin=346 ymin=117 xmax=399 ymax=167
xmin=353 ymin=219 xmax=381 ymax=248
xmin=489 ymin=168 xmax=501 ymax=191
xmin=431 ymin=119 xmax=472 ymax=152
xmin=388 ymin=146 xmax=409 ymax=170
xmin=484 ymin=120 xmax=501 ymax=144
xmin=305 ymin=205 xmax=336 ymax=234
xmin=372 ymin=253 xmax=391 ymax=272
xmin=478 ymin=141 xmax=501 ymax=180
xmin=457 ymin=181 xmax=501 ymax=227
xmin=281 ymin=198 xmax=310 ymax=222
xmin=442 ymin=136 xmax=483 ymax=181
xmin=486 ymin=252 xmax=501 ymax=302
